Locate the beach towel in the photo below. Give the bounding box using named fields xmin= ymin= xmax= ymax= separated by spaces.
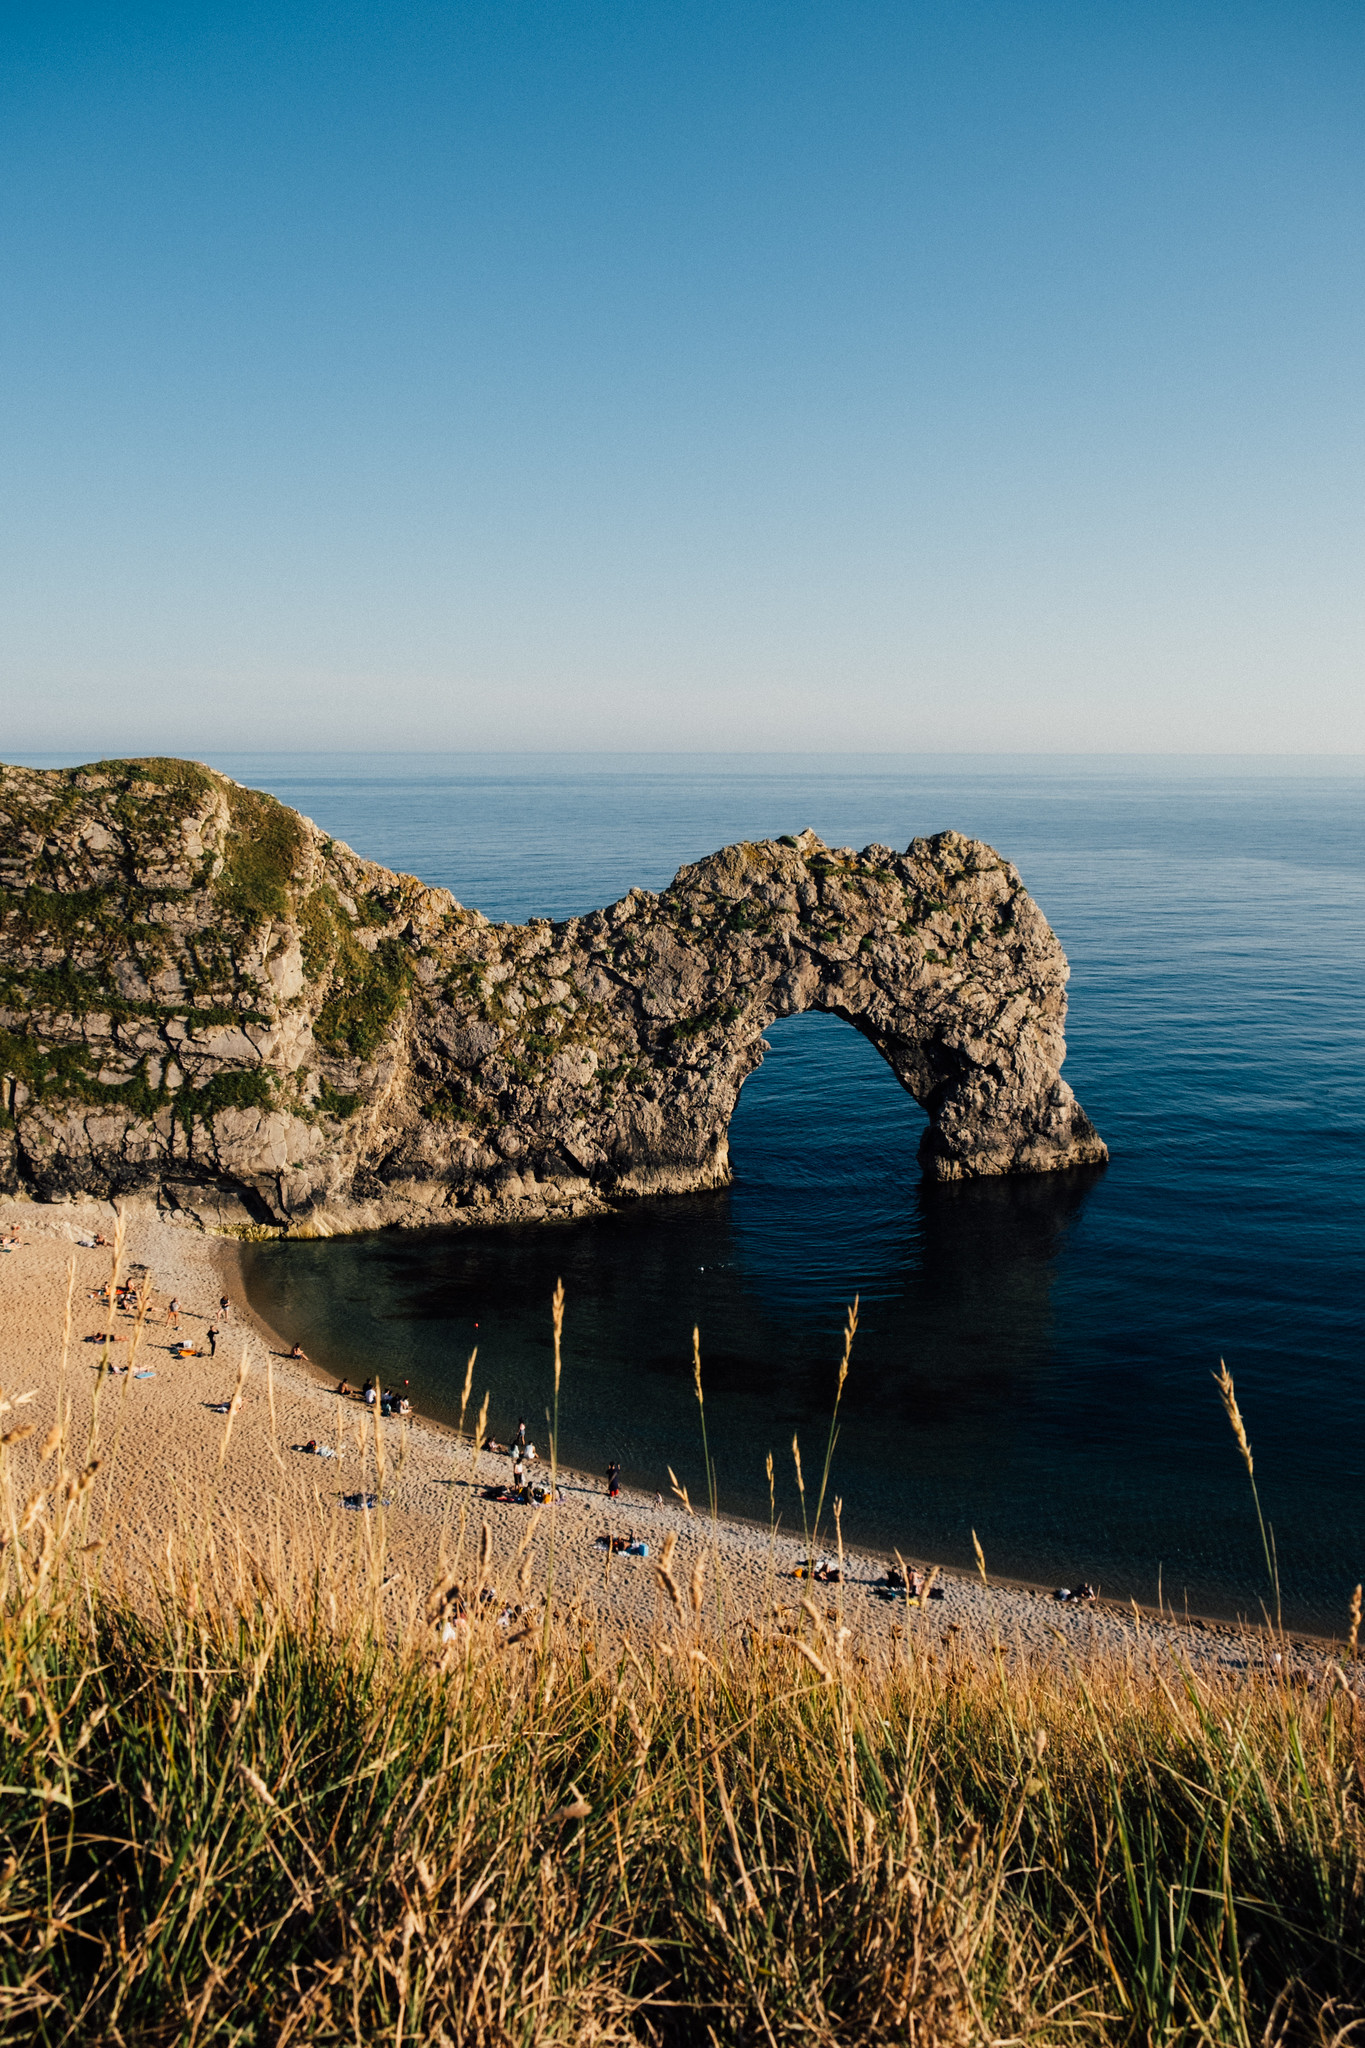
xmin=134 ymin=1370 xmax=156 ymax=1380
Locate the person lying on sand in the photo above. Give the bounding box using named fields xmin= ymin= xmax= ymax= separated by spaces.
xmin=597 ymin=1530 xmax=649 ymax=1556
xmin=795 ymin=1557 xmax=842 ymax=1583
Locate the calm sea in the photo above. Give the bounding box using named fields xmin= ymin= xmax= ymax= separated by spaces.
xmin=190 ymin=755 xmax=1365 ymax=1631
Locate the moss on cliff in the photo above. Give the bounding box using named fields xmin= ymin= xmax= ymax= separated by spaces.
xmin=294 ymin=883 xmax=415 ymax=1060
xmin=313 ymin=936 xmax=413 ymax=1061
xmin=0 ymin=1026 xmax=275 ymax=1132
xmin=215 ymin=785 xmax=309 ymax=927
xmin=315 ymin=1079 xmax=364 ymax=1119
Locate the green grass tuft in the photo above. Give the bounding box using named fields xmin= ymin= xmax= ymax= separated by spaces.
xmin=215 ymin=784 xmax=310 ymax=928
xmin=313 ymin=935 xmax=413 ymax=1061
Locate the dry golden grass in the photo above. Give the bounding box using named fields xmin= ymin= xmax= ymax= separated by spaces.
xmin=0 ymin=1250 xmax=1361 ymax=2044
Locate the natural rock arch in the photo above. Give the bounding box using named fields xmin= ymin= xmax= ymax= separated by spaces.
xmin=516 ymin=824 xmax=1105 ymax=1203
xmin=0 ymin=763 xmax=1106 ymax=1232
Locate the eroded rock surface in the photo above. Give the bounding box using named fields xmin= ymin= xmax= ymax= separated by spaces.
xmin=0 ymin=759 xmax=1105 ymax=1232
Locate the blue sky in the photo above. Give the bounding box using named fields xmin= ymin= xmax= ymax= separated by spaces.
xmin=3 ymin=2 xmax=1363 ymax=754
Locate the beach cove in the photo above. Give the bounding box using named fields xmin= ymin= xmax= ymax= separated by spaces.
xmin=0 ymin=1193 xmax=1350 ymax=1687
xmin=3 ymin=756 xmax=1363 ymax=1628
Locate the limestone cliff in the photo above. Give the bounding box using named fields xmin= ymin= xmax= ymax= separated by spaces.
xmin=0 ymin=759 xmax=1105 ymax=1233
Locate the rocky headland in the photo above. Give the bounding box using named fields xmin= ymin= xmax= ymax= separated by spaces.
xmin=0 ymin=758 xmax=1105 ymax=1233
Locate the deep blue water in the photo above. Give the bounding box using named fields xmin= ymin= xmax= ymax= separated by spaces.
xmin=199 ymin=754 xmax=1364 ymax=1631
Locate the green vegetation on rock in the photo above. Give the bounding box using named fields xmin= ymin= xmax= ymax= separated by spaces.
xmin=215 ymin=784 xmax=309 ymax=927
xmin=313 ymin=935 xmax=413 ymax=1061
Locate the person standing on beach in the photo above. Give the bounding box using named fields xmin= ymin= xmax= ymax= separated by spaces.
xmin=206 ymin=1326 xmax=218 ymax=1358
xmin=606 ymin=1461 xmax=621 ymax=1500
xmin=166 ymin=1297 xmax=180 ymax=1331
xmin=220 ymin=1295 xmax=232 ymax=1322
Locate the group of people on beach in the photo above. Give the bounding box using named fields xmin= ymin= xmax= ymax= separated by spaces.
xmin=84 ymin=1272 xmax=236 ymax=1364
xmin=435 ymin=1585 xmax=530 ymax=1643
xmin=479 ymin=1416 xmax=565 ymax=1504
xmin=166 ymin=1293 xmax=232 ymax=1359
xmin=485 ymin=1474 xmax=564 ymax=1506
xmin=333 ymin=1376 xmax=412 ymax=1416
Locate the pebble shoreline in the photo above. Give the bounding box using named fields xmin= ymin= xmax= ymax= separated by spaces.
xmin=0 ymin=1196 xmax=1353 ymax=1690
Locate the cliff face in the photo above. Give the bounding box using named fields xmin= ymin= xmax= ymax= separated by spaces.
xmin=0 ymin=759 xmax=1105 ymax=1233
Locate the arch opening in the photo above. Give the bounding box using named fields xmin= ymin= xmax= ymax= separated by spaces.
xmin=724 ymin=1012 xmax=928 ymax=1310
xmin=729 ymin=1011 xmax=927 ymax=1196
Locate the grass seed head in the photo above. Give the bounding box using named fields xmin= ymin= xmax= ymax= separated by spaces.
xmin=1214 ymin=1358 xmax=1254 ymax=1476
xmin=794 ymin=1639 xmax=832 ymax=1684
xmin=655 ymin=1567 xmax=683 ymax=1615
xmin=690 ymin=1554 xmax=707 ymax=1613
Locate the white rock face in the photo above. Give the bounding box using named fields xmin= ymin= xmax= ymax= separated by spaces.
xmin=0 ymin=765 xmax=1106 ymax=1234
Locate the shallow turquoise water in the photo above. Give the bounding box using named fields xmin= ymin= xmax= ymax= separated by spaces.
xmin=216 ymin=755 xmax=1365 ymax=1630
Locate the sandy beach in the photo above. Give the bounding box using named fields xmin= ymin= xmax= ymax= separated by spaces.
xmin=0 ymin=1194 xmax=1347 ymax=1687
